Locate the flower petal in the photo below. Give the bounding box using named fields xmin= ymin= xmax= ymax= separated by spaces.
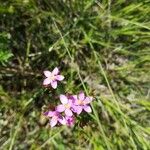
xmin=78 ymin=92 xmax=85 ymax=100
xmin=58 ymin=117 xmax=66 ymax=125
xmin=74 ymin=99 xmax=79 ymax=105
xmin=83 ymin=105 xmax=92 ymax=113
xmin=43 ymin=78 xmax=51 ymax=85
xmin=51 ymin=81 xmax=57 ymax=89
xmin=60 ymin=95 xmax=68 ymax=104
xmin=44 ymin=71 xmax=51 ymax=77
xmin=56 ymin=75 xmax=64 ymax=81
xmin=65 ymin=109 xmax=73 ymax=116
xmin=70 ymin=95 xmax=78 ymax=105
xmin=50 ymin=117 xmax=58 ymax=127
xmin=52 ymin=67 xmax=59 ymax=75
xmin=56 ymin=104 xmax=65 ymax=112
xmin=71 ymin=95 xmax=78 ymax=104
xmin=68 ymin=99 xmax=73 ymax=106
xmin=84 ymin=96 xmax=93 ymax=104
xmin=47 ymin=111 xmax=55 ymax=117
xmin=74 ymin=106 xmax=83 ymax=114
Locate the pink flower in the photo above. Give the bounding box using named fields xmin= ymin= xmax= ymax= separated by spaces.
xmin=72 ymin=92 xmax=93 ymax=115
xmin=56 ymin=95 xmax=74 ymax=117
xmin=43 ymin=67 xmax=64 ymax=89
xmin=65 ymin=116 xmax=75 ymax=126
xmin=45 ymin=110 xmax=66 ymax=127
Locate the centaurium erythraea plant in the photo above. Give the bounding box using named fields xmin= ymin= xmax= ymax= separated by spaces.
xmin=42 ymin=67 xmax=93 ymax=127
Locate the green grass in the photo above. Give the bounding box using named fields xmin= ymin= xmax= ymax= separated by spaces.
xmin=0 ymin=0 xmax=150 ymax=149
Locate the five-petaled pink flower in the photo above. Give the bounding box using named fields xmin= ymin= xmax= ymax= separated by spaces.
xmin=56 ymin=95 xmax=74 ymax=117
xmin=43 ymin=67 xmax=64 ymax=89
xmin=72 ymin=92 xmax=93 ymax=115
xmin=45 ymin=110 xmax=66 ymax=127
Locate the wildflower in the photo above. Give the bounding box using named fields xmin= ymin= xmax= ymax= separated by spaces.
xmin=65 ymin=116 xmax=75 ymax=126
xmin=72 ymin=92 xmax=93 ymax=114
xmin=45 ymin=110 xmax=66 ymax=127
xmin=43 ymin=67 xmax=64 ymax=89
xmin=56 ymin=95 xmax=74 ymax=117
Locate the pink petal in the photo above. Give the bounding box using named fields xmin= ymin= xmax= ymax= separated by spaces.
xmin=56 ymin=104 xmax=65 ymax=112
xmin=47 ymin=111 xmax=55 ymax=117
xmin=43 ymin=78 xmax=51 ymax=85
xmin=72 ymin=105 xmax=77 ymax=113
xmin=44 ymin=71 xmax=51 ymax=77
xmin=60 ymin=95 xmax=68 ymax=104
xmin=83 ymin=105 xmax=92 ymax=113
xmin=52 ymin=67 xmax=59 ymax=75
xmin=69 ymin=98 xmax=75 ymax=104
xmin=74 ymin=106 xmax=83 ymax=115
xmin=84 ymin=96 xmax=93 ymax=104
xmin=56 ymin=75 xmax=64 ymax=81
xmin=65 ymin=109 xmax=73 ymax=116
xmin=51 ymin=81 xmax=57 ymax=89
xmin=58 ymin=117 xmax=66 ymax=125
xmin=71 ymin=95 xmax=78 ymax=104
xmin=68 ymin=99 xmax=73 ymax=106
xmin=74 ymin=99 xmax=80 ymax=105
xmin=78 ymin=92 xmax=85 ymax=100
xmin=71 ymin=95 xmax=78 ymax=105
xmin=50 ymin=117 xmax=58 ymax=127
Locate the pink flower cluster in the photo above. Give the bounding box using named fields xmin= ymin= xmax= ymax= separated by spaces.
xmin=43 ymin=67 xmax=93 ymax=127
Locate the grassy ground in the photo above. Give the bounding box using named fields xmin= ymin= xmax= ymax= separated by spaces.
xmin=0 ymin=0 xmax=150 ymax=150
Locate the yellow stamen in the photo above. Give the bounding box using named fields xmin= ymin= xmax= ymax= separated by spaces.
xmin=77 ymin=100 xmax=84 ymax=105
xmin=65 ymin=103 xmax=70 ymax=108
xmin=49 ymin=74 xmax=55 ymax=81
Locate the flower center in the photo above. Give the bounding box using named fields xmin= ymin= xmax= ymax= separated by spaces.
xmin=77 ymin=100 xmax=84 ymax=105
xmin=65 ymin=103 xmax=70 ymax=109
xmin=49 ymin=74 xmax=55 ymax=81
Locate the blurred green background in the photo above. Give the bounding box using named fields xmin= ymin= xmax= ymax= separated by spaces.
xmin=0 ymin=0 xmax=150 ymax=150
